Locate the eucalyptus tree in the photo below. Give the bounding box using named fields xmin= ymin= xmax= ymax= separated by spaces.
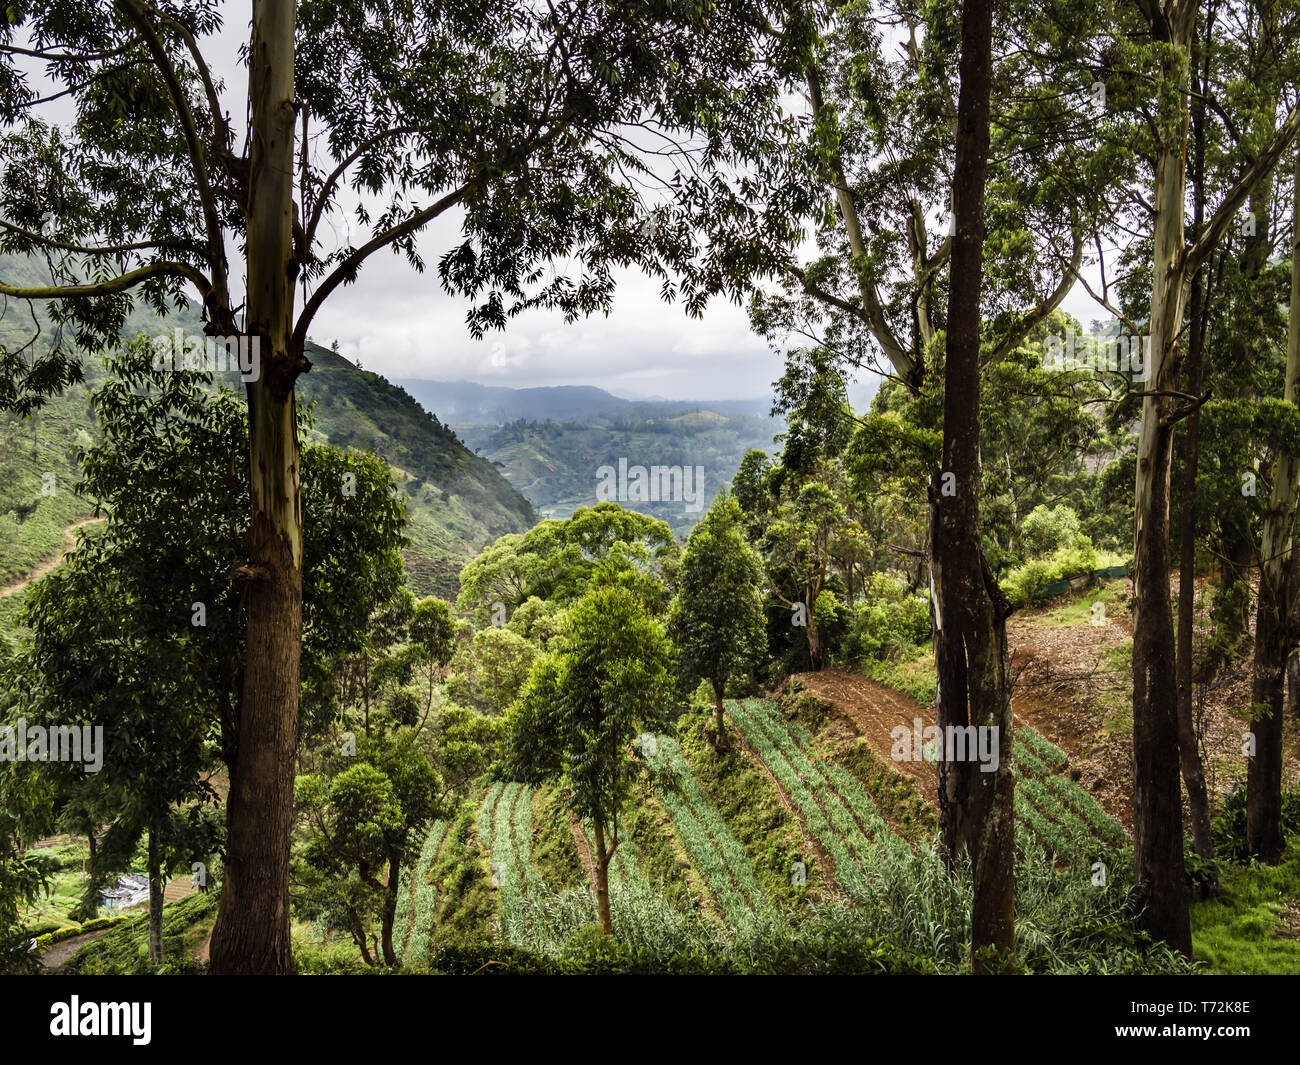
xmin=1247 ymin=145 xmax=1300 ymax=862
xmin=5 ymin=339 xmax=406 ymax=966
xmin=1104 ymin=0 xmax=1300 ymax=953
xmin=748 ymin=1 xmax=1127 ymax=963
xmin=0 ymin=0 xmax=819 ymax=971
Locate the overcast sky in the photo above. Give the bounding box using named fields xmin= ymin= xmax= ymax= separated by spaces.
xmin=23 ymin=2 xmax=1103 ymax=404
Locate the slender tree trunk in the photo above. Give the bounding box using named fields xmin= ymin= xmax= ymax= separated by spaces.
xmin=713 ymin=682 xmax=728 ymax=749
xmin=1176 ymin=286 xmax=1214 ymax=860
xmin=592 ymin=821 xmax=613 ymax=935
xmin=209 ymin=0 xmax=307 ymax=975
xmin=381 ymin=853 xmax=400 ymax=965
xmin=1289 ymin=619 xmax=1300 ymax=719
xmin=931 ymin=0 xmax=1014 ymax=971
xmin=147 ymin=822 xmax=163 ymax=965
xmin=352 ymin=914 xmax=374 ymax=966
xmin=1131 ymin=2 xmax=1195 ymax=958
xmin=1247 ymin=147 xmax=1300 ymax=863
xmin=1175 ymin=34 xmax=1214 ymax=861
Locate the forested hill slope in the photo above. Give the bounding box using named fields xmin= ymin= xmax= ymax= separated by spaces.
xmin=294 ymin=343 xmax=537 ymax=594
xmin=0 ymin=262 xmax=535 ymax=600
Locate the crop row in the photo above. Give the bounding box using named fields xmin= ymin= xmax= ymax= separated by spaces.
xmin=1014 ymin=735 xmax=1126 ymax=849
xmin=399 ymin=817 xmax=450 ymax=967
xmin=726 ymin=699 xmax=906 ymax=897
xmin=482 ymin=781 xmax=547 ymax=949
xmin=649 ymin=736 xmax=780 ymax=929
xmin=1018 ymin=725 xmax=1069 ymax=770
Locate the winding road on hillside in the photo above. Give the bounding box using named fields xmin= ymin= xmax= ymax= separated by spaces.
xmin=0 ymin=516 xmax=102 ymax=599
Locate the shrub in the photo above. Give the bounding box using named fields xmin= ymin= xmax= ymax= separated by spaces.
xmin=1212 ymin=783 xmax=1300 ymax=862
xmin=1001 ymin=540 xmax=1099 ymax=608
xmin=842 ymin=595 xmax=931 ymax=664
xmin=1021 ymin=504 xmax=1083 ymax=557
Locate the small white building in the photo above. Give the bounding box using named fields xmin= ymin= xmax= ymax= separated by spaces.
xmin=98 ymin=873 xmax=150 ymax=910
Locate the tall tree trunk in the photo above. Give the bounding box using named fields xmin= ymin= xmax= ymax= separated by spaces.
xmin=1175 ymin=26 xmax=1214 ymax=861
xmin=931 ymin=0 xmax=1014 ymax=971
xmin=147 ymin=821 xmax=163 ymax=965
xmin=209 ymin=0 xmax=307 ymax=975
xmin=1247 ymin=147 xmax=1300 ymax=863
xmin=592 ymin=821 xmax=613 ymax=935
xmin=1131 ymin=1 xmax=1195 ymax=958
xmin=381 ymin=853 xmax=400 ymax=965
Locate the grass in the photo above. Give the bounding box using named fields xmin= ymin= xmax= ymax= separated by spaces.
xmin=1190 ymin=837 xmax=1300 ymax=974
xmin=864 ymin=645 xmax=937 ymax=706
xmin=530 ymin=783 xmax=585 ymax=891
xmin=1037 ymin=582 xmax=1122 ymax=628
xmin=1100 ymin=642 xmax=1134 ymax=736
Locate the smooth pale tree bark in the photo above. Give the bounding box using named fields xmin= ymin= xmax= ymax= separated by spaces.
xmin=930 ymin=0 xmax=1015 ymax=971
xmin=208 ymin=0 xmax=307 ymax=975
xmin=1247 ymin=147 xmax=1300 ymax=863
xmin=1130 ymin=0 xmax=1298 ymax=954
xmin=1175 ymin=25 xmax=1215 ymax=861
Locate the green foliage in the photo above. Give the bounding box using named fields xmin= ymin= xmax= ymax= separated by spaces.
xmin=1212 ymin=783 xmax=1300 ymax=863
xmin=1000 ymin=540 xmax=1101 ymax=608
xmin=1020 ymin=504 xmax=1084 ymax=557
xmin=457 ymin=503 xmax=678 ymax=618
xmin=842 ymin=590 xmax=931 ymax=664
xmin=668 ymin=493 xmax=766 ymax=702
xmin=505 ymin=584 xmax=677 ymax=845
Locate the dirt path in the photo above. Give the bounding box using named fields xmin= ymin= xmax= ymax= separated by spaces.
xmin=40 ymin=928 xmax=111 ymax=970
xmin=792 ymin=669 xmax=940 ymax=799
xmin=0 ymin=517 xmax=103 ymax=599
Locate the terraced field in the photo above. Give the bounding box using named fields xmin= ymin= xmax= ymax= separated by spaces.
xmin=384 ymin=697 xmax=1129 ymax=960
xmin=646 ymin=735 xmax=783 ymax=930
xmin=1014 ymin=725 xmax=1127 ymax=862
xmin=725 ymin=697 xmax=908 ymax=899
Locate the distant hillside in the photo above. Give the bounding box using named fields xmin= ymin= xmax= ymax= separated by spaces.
xmin=394 ymin=378 xmax=774 ymax=425
xmin=457 ymin=407 xmax=783 ymax=538
xmin=393 ymin=379 xmax=632 ymax=423
xmin=0 ymin=260 xmax=535 ymax=603
xmin=295 ymin=346 xmax=536 ymax=593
